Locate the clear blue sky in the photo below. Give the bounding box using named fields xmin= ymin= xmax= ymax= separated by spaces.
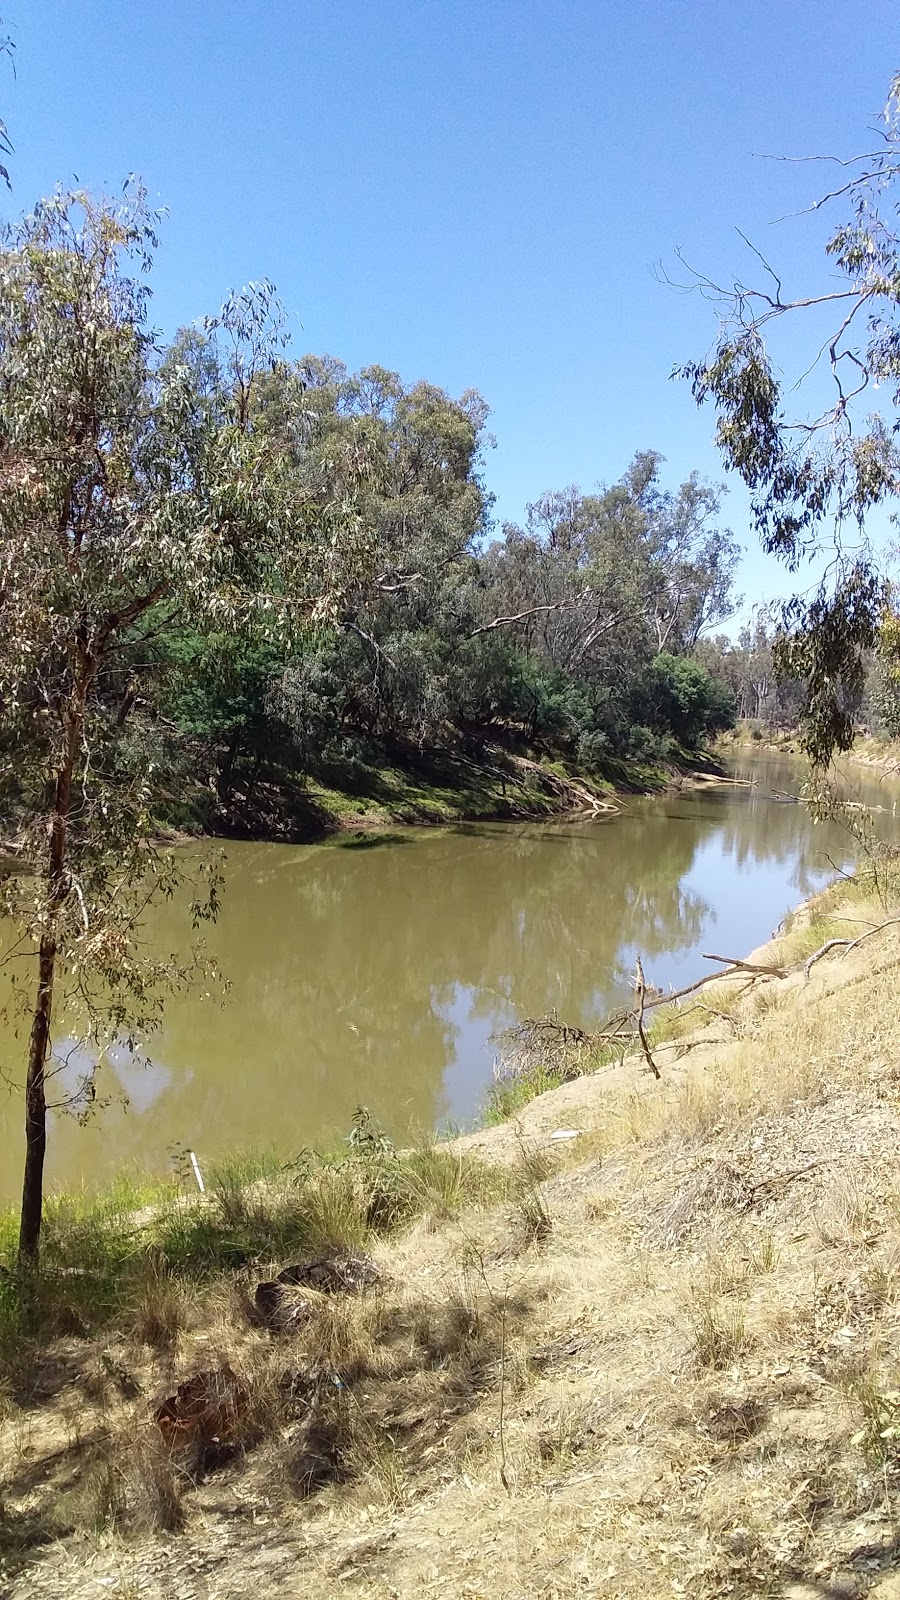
xmin=5 ymin=1 xmax=898 ymax=623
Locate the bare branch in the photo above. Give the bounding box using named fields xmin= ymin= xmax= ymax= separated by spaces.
xmin=804 ymin=917 xmax=900 ymax=979
xmin=701 ymin=952 xmax=789 ymax=976
xmin=735 ymin=229 xmax=783 ymax=304
xmin=633 ymin=955 xmax=661 ymax=1080
xmin=469 ymin=598 xmax=584 ymax=638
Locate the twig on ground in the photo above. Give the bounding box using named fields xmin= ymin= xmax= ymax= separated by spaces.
xmin=748 ymin=1155 xmax=845 ymax=1200
xmin=695 ymin=1002 xmax=742 ymax=1032
xmin=498 ymin=1289 xmax=511 ymax=1493
xmin=701 ymin=953 xmax=789 ymax=977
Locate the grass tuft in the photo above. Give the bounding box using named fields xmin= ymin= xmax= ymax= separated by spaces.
xmin=689 ymin=1286 xmax=750 ymax=1370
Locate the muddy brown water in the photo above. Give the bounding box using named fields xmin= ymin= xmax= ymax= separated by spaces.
xmin=1 ymin=751 xmax=898 ymax=1204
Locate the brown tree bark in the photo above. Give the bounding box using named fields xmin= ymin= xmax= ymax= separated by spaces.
xmin=19 ymin=927 xmax=58 ymax=1261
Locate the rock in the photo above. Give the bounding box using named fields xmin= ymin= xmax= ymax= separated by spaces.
xmin=782 ymin=1581 xmax=861 ymax=1599
xmin=253 ymin=1280 xmax=312 ymax=1331
xmin=276 ymin=1249 xmax=380 ymax=1295
xmin=154 ymin=1365 xmax=249 ymax=1454
xmin=828 ymin=1577 xmax=861 ymax=1598
xmin=783 ymin=1576 xmax=863 ymax=1599
xmin=869 ymin=1577 xmax=900 ymax=1598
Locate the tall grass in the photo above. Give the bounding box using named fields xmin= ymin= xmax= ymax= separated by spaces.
xmin=0 ymin=1134 xmax=510 ymax=1381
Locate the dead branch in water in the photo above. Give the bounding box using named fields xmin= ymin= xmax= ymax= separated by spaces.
xmin=494 ymin=951 xmax=783 ymax=1086
xmin=492 ymin=1013 xmax=598 ymax=1085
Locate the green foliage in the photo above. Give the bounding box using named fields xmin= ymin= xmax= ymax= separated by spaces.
xmin=135 ymin=432 xmax=738 ymax=812
xmin=0 ymin=189 xmax=378 ymax=1259
xmin=776 ymin=569 xmax=883 ymax=763
xmin=681 ymin=73 xmax=900 ymax=765
xmin=851 ymin=1380 xmax=900 ymax=1466
xmin=483 ymin=1064 xmax=570 ymax=1125
xmin=630 ymin=653 xmax=736 ymax=749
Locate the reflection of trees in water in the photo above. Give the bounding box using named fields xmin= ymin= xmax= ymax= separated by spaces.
xmin=128 ymin=814 xmax=711 ymax=1136
xmin=706 ymin=795 xmax=854 ymax=892
xmin=0 ymin=764 xmax=872 ymax=1195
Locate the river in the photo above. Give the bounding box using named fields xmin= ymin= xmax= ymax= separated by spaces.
xmin=0 ymin=750 xmax=898 ymax=1204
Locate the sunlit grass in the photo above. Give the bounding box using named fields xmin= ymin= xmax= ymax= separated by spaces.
xmin=483 ymin=1065 xmax=571 ymax=1125
xmin=0 ymin=1131 xmax=512 ymax=1384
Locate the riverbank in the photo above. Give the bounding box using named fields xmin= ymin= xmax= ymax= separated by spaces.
xmin=6 ymin=868 xmax=900 ymax=1595
xmin=157 ymin=738 xmax=724 ymax=842
xmin=719 ymin=722 xmax=900 ymax=779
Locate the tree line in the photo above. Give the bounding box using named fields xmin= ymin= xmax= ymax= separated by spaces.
xmin=699 ymin=608 xmax=900 ymax=739
xmin=142 ymin=369 xmax=740 ymax=831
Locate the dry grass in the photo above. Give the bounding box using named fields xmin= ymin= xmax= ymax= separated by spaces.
xmin=9 ymin=887 xmax=900 ymax=1596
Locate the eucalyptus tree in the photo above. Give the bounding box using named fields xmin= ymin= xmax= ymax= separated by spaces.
xmin=0 ymin=189 xmax=351 ymax=1261
xmin=680 ymin=73 xmax=900 ymax=762
xmin=480 ymin=452 xmax=738 ymax=679
xmin=624 ymin=452 xmax=740 ymax=652
xmin=273 ymin=360 xmax=492 ymax=750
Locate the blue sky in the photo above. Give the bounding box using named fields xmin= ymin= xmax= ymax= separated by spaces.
xmin=5 ymin=0 xmax=898 ymax=624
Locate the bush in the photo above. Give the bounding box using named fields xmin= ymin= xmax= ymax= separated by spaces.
xmin=630 ymin=654 xmax=736 ymax=750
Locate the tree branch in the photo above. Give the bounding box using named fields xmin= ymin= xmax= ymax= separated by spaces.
xmin=469 ymin=599 xmax=584 ymax=638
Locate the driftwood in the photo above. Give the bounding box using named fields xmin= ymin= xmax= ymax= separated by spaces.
xmin=804 ymin=917 xmax=900 ymax=980
xmin=509 ymin=755 xmax=620 ymax=815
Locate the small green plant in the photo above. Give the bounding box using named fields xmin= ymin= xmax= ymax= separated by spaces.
xmin=507 ymin=1144 xmax=552 ymax=1247
xmin=346 ymin=1105 xmax=396 ymax=1160
xmin=750 ymin=1232 xmax=780 ymax=1275
xmin=483 ymin=1065 xmax=568 ymax=1125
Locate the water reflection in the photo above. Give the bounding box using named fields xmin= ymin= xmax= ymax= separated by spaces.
xmin=0 ymin=751 xmax=894 ymax=1200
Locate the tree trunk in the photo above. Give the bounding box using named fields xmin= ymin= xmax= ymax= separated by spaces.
xmin=217 ymin=726 xmax=241 ymax=801
xmin=18 ymin=698 xmax=80 ymax=1265
xmin=246 ymin=746 xmax=263 ymax=802
xmin=19 ymin=929 xmax=56 ymax=1261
